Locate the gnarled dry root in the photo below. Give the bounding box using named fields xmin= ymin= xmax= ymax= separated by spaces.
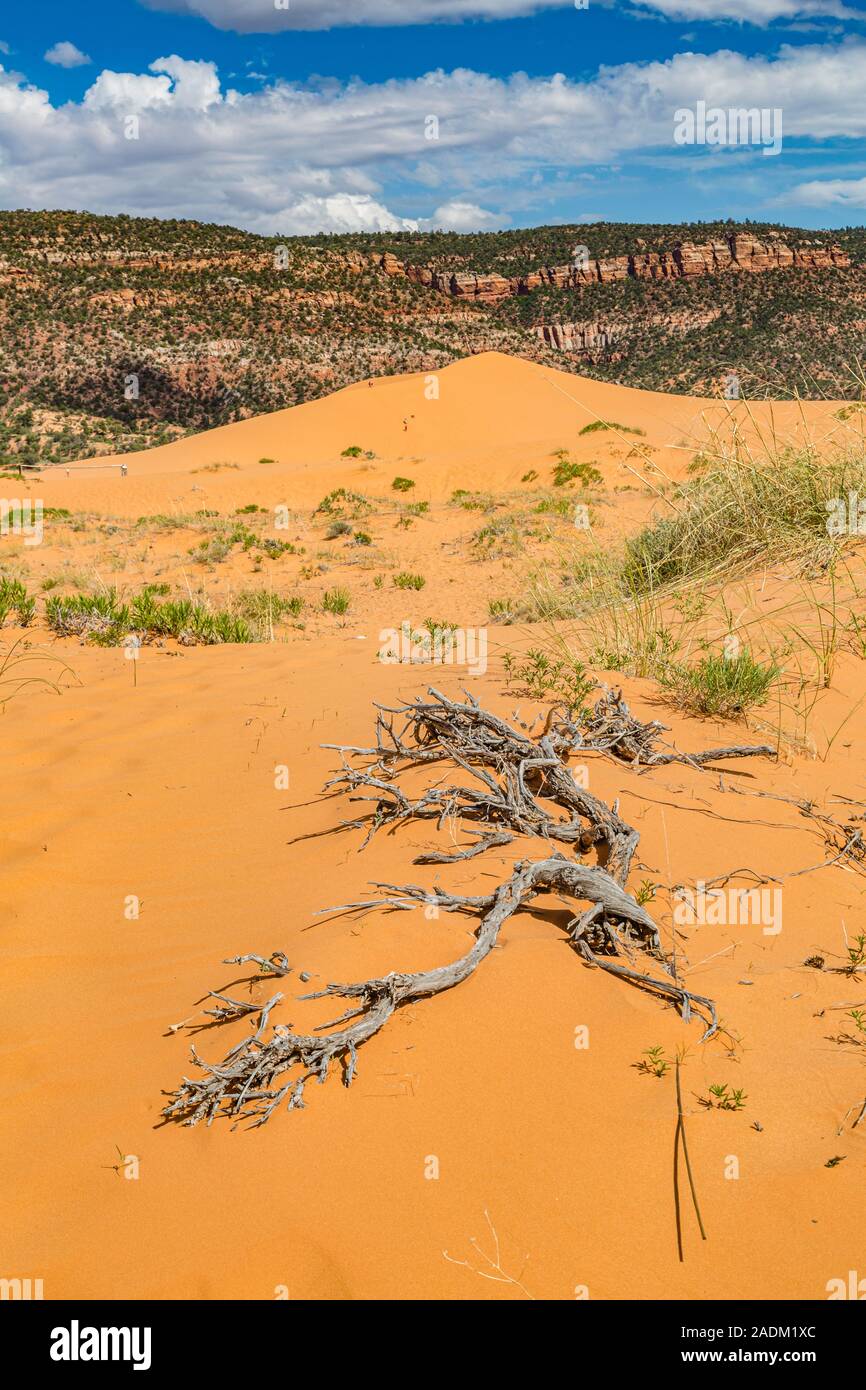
xmin=162 ymin=857 xmax=716 ymax=1129
xmin=556 ymin=687 xmax=775 ymax=770
xmin=163 ymin=688 xmax=764 ymax=1130
xmin=322 ymin=686 xmax=639 ymax=881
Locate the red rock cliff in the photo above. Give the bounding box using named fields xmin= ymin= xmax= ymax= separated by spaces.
xmin=349 ymin=233 xmax=850 ymax=306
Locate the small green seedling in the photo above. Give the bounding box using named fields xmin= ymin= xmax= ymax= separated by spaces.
xmin=637 ymin=1046 xmax=670 ymax=1079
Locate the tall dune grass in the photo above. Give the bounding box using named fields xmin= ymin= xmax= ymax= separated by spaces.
xmin=623 ymin=443 xmax=866 ymax=593
xmin=514 ymin=423 xmax=866 ymax=739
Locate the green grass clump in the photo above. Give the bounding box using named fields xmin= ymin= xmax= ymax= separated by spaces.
xmin=0 ymin=578 xmax=35 ymax=626
xmin=451 ymin=489 xmax=495 ymax=512
xmin=622 ymin=445 xmax=866 ymax=594
xmin=662 ymin=648 xmax=779 ymax=718
xmin=322 ymin=587 xmax=351 ymax=614
xmin=579 ymin=420 xmax=645 ymax=437
xmin=314 ymin=489 xmax=371 ymax=519
xmin=46 ymin=591 xmax=127 ymax=640
xmin=231 ymin=591 xmax=304 ymax=636
xmin=188 ymin=536 xmax=231 ymax=565
xmin=534 ymin=496 xmax=572 ymax=517
xmin=423 ymin=618 xmax=458 ymax=637
xmin=259 ymin=538 xmax=298 ymax=559
xmin=391 ymin=476 xmax=415 ymax=492
xmin=488 ymin=596 xmax=516 ymax=623
xmin=188 ymin=521 xmax=260 ymax=564
xmin=552 ymin=452 xmax=602 ymax=488
xmin=393 ymin=571 xmax=426 ymax=590
xmin=473 ymin=516 xmax=529 ymax=556
xmin=704 ymin=1083 xmax=747 ymax=1112
xmin=45 ymin=589 xmax=254 ymax=645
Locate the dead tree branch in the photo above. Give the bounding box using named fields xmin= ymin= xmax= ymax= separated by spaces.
xmin=163 ymin=688 xmax=773 ymax=1129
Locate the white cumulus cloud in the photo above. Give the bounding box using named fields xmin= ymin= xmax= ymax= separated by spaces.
xmin=786 ymin=174 xmax=866 ymax=203
xmin=44 ymin=41 xmax=92 ymax=69
xmin=2 ymin=41 xmax=866 ymax=233
xmin=634 ymin=0 xmax=860 ymax=20
xmin=278 ymin=194 xmax=419 ymax=233
xmin=142 ymin=0 xmax=573 ymax=32
xmin=422 ymin=200 xmax=504 ymax=230
xmin=142 ymin=0 xmax=866 ymax=28
xmin=83 ymin=56 xmax=222 ymax=111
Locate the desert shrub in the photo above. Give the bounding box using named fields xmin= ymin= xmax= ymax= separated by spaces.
xmin=552 ymin=451 xmax=602 ymax=488
xmin=259 ymin=538 xmax=298 ymax=559
xmin=662 ymin=648 xmax=780 ymax=718
xmin=622 ymin=444 xmax=866 ymax=593
xmin=503 ymin=647 xmax=595 ymax=712
xmin=314 ymin=489 xmax=371 ymax=519
xmin=393 ymin=571 xmax=426 ymax=590
xmin=46 ymin=589 xmax=254 ymax=645
xmin=322 ymin=587 xmax=351 ymax=614
xmin=579 ymin=420 xmax=645 ymax=437
xmin=0 ymin=577 xmax=35 ymax=626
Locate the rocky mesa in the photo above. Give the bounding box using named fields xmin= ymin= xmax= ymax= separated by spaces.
xmin=350 ymin=232 xmax=851 ymax=306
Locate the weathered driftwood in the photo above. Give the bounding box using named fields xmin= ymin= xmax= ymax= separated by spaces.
xmin=552 ymin=687 xmax=775 ymax=770
xmin=322 ymin=687 xmax=639 ymax=881
xmin=163 ymin=688 xmax=768 ymax=1129
xmin=162 ymin=856 xmax=717 ymax=1129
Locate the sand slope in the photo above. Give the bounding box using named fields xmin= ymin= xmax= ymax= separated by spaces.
xmin=2 ymin=352 xmax=865 ymax=1301
xmin=2 ymin=642 xmax=865 ymax=1300
xmin=33 ymin=352 xmax=854 ymax=517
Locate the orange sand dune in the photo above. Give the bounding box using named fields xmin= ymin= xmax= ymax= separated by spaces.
xmin=3 ymin=352 xmax=865 ymax=1301
xmin=32 ymin=352 xmax=857 ymax=519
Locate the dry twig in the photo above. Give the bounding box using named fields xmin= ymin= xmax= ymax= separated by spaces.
xmin=163 ymin=689 xmax=775 ymax=1129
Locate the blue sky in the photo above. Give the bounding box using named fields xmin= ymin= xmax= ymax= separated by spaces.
xmin=2 ymin=0 xmax=866 ymax=233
